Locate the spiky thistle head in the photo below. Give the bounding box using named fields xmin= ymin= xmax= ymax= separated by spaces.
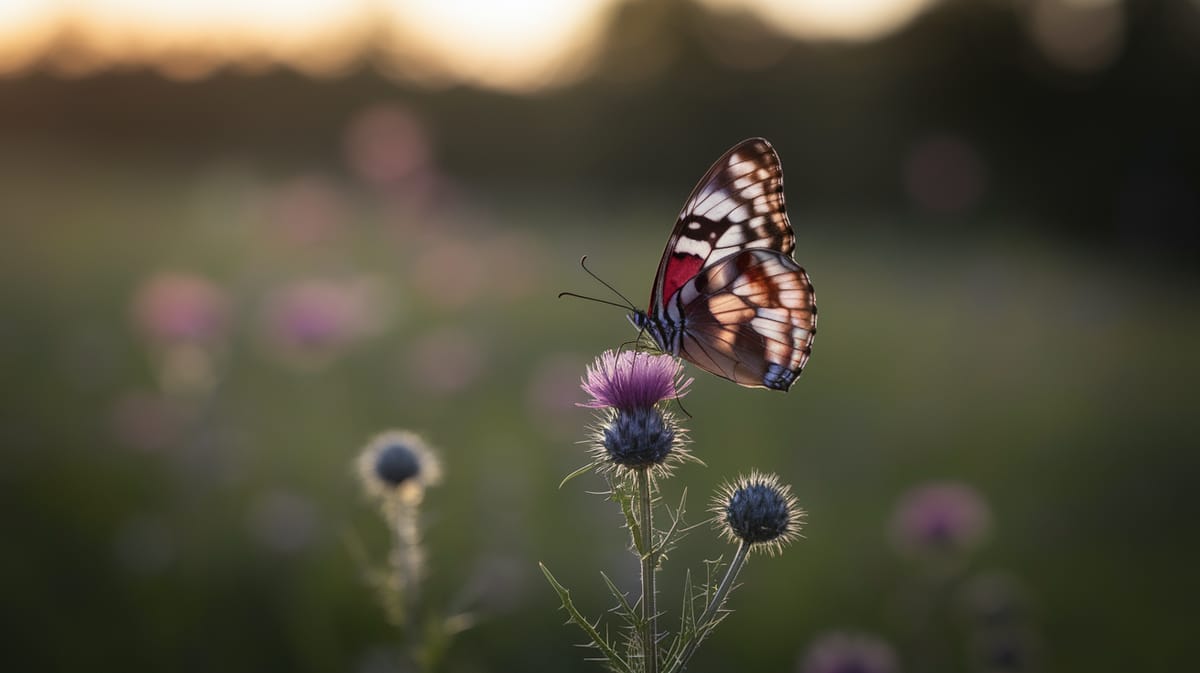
xmin=355 ymin=430 xmax=442 ymax=506
xmin=578 ymin=350 xmax=694 ymax=478
xmin=711 ymin=471 xmax=804 ymax=556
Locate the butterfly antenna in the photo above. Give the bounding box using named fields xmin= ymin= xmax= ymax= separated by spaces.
xmin=579 ymin=256 xmax=638 ymax=310
xmin=557 ymin=292 xmax=635 ymax=311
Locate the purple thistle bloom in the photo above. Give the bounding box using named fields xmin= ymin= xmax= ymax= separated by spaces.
xmin=800 ymin=632 xmax=899 ymax=673
xmin=579 ymin=350 xmax=692 ymax=411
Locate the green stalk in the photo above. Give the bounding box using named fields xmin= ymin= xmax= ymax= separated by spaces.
xmin=391 ymin=501 xmax=422 ymax=627
xmin=638 ymin=468 xmax=658 ymax=673
xmin=666 ymin=540 xmax=751 ymax=673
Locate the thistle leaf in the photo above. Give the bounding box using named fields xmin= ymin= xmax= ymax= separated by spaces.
xmin=559 ymin=463 xmax=596 ymax=489
xmin=540 ymin=563 xmax=633 ymax=673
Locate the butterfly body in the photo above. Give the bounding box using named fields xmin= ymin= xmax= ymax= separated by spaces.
xmin=635 ymin=138 xmax=816 ymax=391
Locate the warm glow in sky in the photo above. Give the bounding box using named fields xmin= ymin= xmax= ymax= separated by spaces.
xmin=380 ymin=0 xmax=613 ymax=88
xmin=0 ymin=0 xmax=946 ymax=88
xmin=700 ymin=0 xmax=938 ymax=40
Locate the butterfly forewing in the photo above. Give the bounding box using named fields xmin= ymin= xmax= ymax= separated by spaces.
xmin=643 ymin=137 xmax=817 ymax=391
xmin=651 ymin=138 xmax=795 ymax=313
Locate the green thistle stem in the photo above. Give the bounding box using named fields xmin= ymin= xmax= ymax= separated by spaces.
xmin=637 ymin=467 xmax=658 ymax=673
xmin=390 ymin=501 xmax=422 ymax=627
xmin=666 ymin=540 xmax=751 ymax=673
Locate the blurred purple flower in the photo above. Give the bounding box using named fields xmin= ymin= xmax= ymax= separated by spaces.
xmin=261 ymin=277 xmax=387 ymax=365
xmin=131 ymin=272 xmax=229 ymax=347
xmin=800 ymin=632 xmax=899 ymax=673
xmin=579 ymin=350 xmax=692 ymax=411
xmin=890 ymin=481 xmax=992 ymax=557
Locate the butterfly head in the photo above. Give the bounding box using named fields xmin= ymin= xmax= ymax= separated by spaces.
xmin=627 ymin=310 xmax=671 ymax=354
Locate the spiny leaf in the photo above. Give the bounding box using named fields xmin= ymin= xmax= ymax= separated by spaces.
xmin=559 ymin=463 xmax=596 ymax=489
xmin=600 ymin=572 xmax=639 ymax=626
xmin=656 ymin=488 xmax=691 ymax=560
xmin=540 ymin=563 xmax=632 ymax=673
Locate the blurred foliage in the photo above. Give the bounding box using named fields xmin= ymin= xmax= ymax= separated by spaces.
xmin=1 ymin=1 xmax=1198 ymax=672
xmin=2 ymin=0 xmax=1198 ymax=253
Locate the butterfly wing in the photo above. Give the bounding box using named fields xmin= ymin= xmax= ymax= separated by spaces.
xmin=649 ymin=137 xmax=795 ymax=315
xmin=673 ymin=248 xmax=816 ymax=390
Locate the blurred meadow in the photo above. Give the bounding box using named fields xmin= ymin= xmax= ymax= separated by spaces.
xmin=2 ymin=0 xmax=1199 ymax=671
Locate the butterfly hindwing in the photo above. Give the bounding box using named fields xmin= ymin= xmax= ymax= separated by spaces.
xmin=672 ymin=248 xmax=815 ymax=389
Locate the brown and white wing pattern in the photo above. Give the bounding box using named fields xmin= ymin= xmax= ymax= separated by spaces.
xmin=671 ymin=248 xmax=816 ymax=390
xmin=636 ymin=137 xmax=817 ymax=391
xmin=650 ymin=138 xmax=795 ymax=314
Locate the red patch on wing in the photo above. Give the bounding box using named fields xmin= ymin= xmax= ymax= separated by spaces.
xmin=660 ymin=253 xmax=704 ymax=307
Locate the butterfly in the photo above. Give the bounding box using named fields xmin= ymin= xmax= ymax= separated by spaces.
xmin=628 ymin=138 xmax=816 ymax=391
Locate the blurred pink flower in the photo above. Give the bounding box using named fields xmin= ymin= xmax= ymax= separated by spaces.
xmin=405 ymin=326 xmax=485 ymax=395
xmin=261 ymin=277 xmax=389 ymax=365
xmin=890 ymin=481 xmax=992 ymax=557
xmin=131 ymin=272 xmax=229 ymax=347
xmin=344 ymin=102 xmax=432 ymax=192
xmin=800 ymin=632 xmax=899 ymax=673
xmin=263 ymin=174 xmax=347 ymax=245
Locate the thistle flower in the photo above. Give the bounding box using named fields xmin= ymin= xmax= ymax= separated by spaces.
xmin=712 ymin=472 xmax=804 ymax=556
xmin=579 ymin=350 xmax=692 ymax=475
xmin=799 ymin=632 xmax=899 ymax=673
xmin=579 ymin=349 xmax=692 ymax=411
xmin=356 ymin=430 xmax=442 ymax=506
xmin=889 ymin=481 xmax=991 ymax=558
